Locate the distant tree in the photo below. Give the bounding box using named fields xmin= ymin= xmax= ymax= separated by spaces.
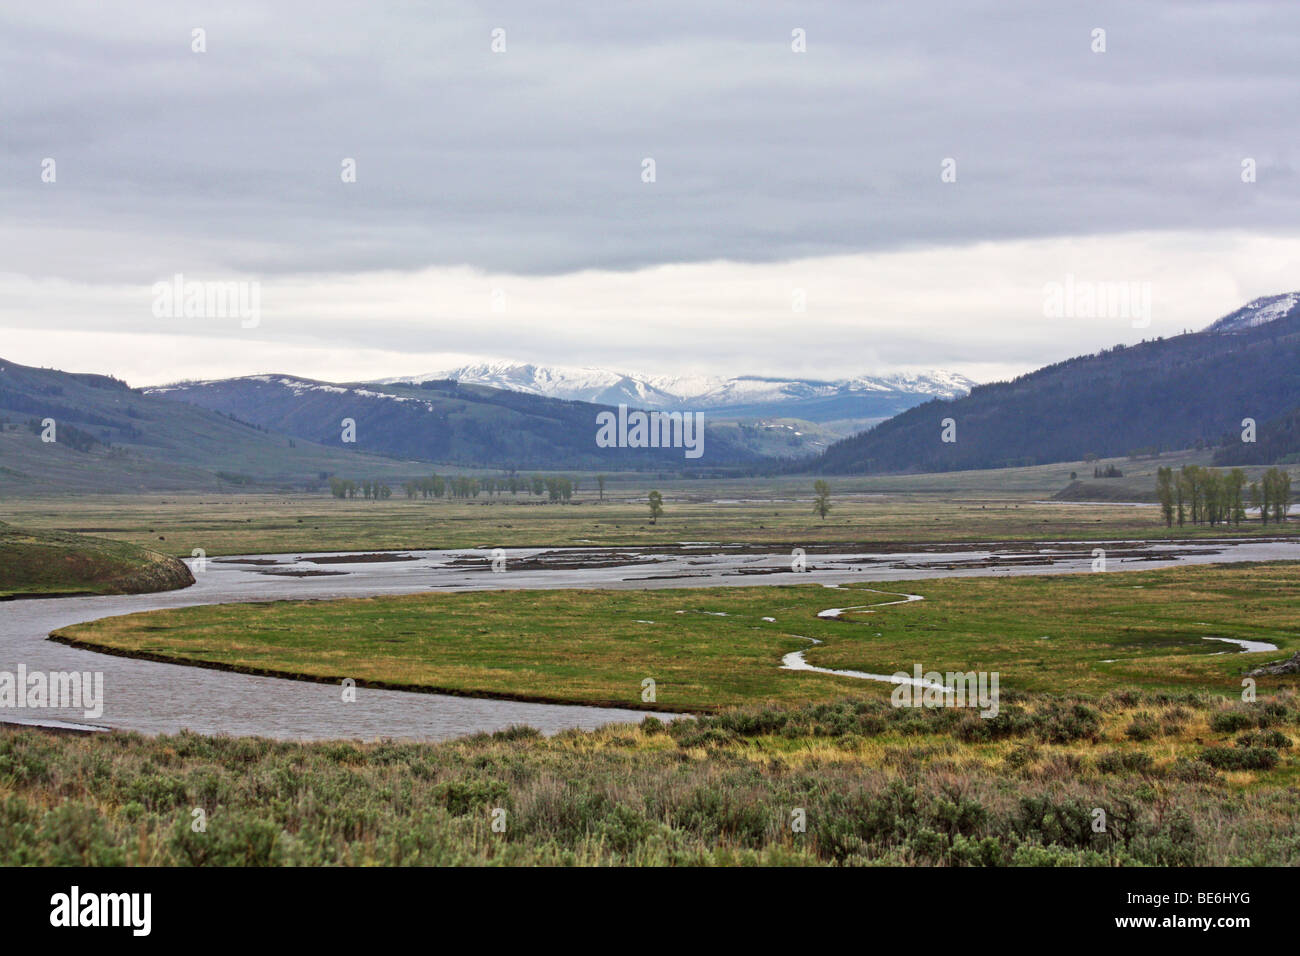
xmin=1155 ymin=467 xmax=1175 ymax=527
xmin=647 ymin=490 xmax=664 ymax=525
xmin=1227 ymin=468 xmax=1247 ymax=526
xmin=1264 ymin=467 xmax=1291 ymax=524
xmin=596 ymin=474 xmax=607 ymax=501
xmin=1175 ymin=470 xmax=1188 ymax=526
xmin=813 ymin=480 xmax=832 ymax=520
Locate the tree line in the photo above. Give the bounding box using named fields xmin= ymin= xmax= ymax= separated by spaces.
xmin=1155 ymin=465 xmax=1291 ymax=527
xmin=327 ymin=473 xmax=582 ymax=502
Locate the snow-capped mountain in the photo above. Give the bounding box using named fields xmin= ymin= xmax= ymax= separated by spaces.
xmin=1206 ymin=292 xmax=1300 ymax=334
xmin=376 ymin=362 xmax=977 ymax=422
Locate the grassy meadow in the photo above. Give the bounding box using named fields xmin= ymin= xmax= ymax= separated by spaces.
xmin=52 ymin=564 xmax=1300 ymax=710
xmin=2 ymin=451 xmax=1297 ymax=560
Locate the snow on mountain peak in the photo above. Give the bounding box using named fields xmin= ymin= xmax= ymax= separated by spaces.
xmin=1206 ymin=292 xmax=1300 ymax=333
xmin=376 ymin=362 xmax=976 ymax=409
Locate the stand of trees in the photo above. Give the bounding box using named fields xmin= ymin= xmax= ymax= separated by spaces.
xmin=328 ymin=478 xmax=392 ymax=499
xmin=1156 ymin=465 xmax=1290 ymax=527
xmin=329 ymin=473 xmax=579 ymax=503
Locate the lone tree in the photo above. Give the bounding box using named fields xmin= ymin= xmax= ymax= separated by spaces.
xmin=647 ymin=490 xmax=664 ymax=525
xmin=813 ymin=480 xmax=832 ymax=520
xmin=1155 ymin=466 xmax=1175 ymax=527
xmin=596 ymin=474 xmax=607 ymax=501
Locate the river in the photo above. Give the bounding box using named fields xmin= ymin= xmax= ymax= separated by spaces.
xmin=2 ymin=537 xmax=1297 ymax=740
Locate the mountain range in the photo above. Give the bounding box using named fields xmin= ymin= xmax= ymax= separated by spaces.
xmin=377 ymin=364 xmax=976 ymax=426
xmin=5 ymin=291 xmax=1300 ymax=492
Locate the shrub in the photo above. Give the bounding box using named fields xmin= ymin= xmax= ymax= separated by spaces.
xmin=1096 ymin=751 xmax=1155 ymax=775
xmin=1210 ymin=711 xmax=1259 ymax=734
xmin=1236 ymin=731 xmax=1292 ymax=750
xmin=434 ymin=778 xmax=509 ymax=816
xmin=639 ymin=716 xmax=666 ymax=736
xmin=1124 ymin=715 xmax=1159 ymax=741
xmin=1199 ymin=746 xmax=1278 ymax=772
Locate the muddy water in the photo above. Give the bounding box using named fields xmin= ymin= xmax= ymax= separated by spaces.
xmin=3 ymin=537 xmax=1297 ymax=740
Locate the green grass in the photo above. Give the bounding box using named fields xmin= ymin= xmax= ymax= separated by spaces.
xmin=52 ymin=564 xmax=1300 ymax=709
xmin=0 ymin=521 xmax=192 ymax=598
xmin=4 ymin=471 xmax=1297 ymax=558
xmin=2 ymin=690 xmax=1298 ymax=865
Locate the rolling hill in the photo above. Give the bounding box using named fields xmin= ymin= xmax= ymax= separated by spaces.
xmin=146 ymin=375 xmax=772 ymax=472
xmin=0 ymin=357 xmax=421 ymax=493
xmin=815 ymin=293 xmax=1300 ymax=474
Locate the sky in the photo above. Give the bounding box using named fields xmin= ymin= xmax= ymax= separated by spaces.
xmin=1 ymin=0 xmax=1298 ymax=386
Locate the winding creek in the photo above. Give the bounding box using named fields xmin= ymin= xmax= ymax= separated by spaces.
xmin=3 ymin=537 xmax=1298 ymax=740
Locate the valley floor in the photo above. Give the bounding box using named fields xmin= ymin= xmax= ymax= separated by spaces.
xmin=52 ymin=563 xmax=1300 ymax=709
xmin=3 ymin=479 xmax=1298 ymax=867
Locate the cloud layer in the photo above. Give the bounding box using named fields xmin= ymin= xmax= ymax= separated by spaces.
xmin=2 ymin=1 xmax=1298 ymax=382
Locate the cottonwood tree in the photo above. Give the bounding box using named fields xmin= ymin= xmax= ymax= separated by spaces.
xmin=813 ymin=480 xmax=832 ymax=520
xmin=1156 ymin=467 xmax=1175 ymax=527
xmin=647 ymin=490 xmax=664 ymax=525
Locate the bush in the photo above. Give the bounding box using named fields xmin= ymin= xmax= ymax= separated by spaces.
xmin=1096 ymin=751 xmax=1155 ymax=775
xmin=1199 ymin=746 xmax=1278 ymax=772
xmin=1236 ymin=731 xmax=1292 ymax=750
xmin=1124 ymin=715 xmax=1159 ymax=741
xmin=433 ymin=778 xmax=509 ymax=816
xmin=639 ymin=716 xmax=667 ymax=736
xmin=1210 ymin=711 xmax=1259 ymax=734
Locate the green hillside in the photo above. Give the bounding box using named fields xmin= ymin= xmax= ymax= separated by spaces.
xmin=0 ymin=357 xmax=422 ymax=493
xmin=149 ymin=375 xmax=771 ymax=471
xmin=816 ymin=297 xmax=1300 ymax=475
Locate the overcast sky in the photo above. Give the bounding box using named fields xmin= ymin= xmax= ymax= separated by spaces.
xmin=2 ymin=0 xmax=1298 ymax=386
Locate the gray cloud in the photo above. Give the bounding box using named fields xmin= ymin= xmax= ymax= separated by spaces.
xmin=3 ymin=0 xmax=1298 ymax=282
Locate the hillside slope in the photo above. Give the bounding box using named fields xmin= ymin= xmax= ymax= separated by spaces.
xmin=0 ymin=357 xmax=421 ymax=493
xmin=148 ymin=375 xmax=771 ymax=471
xmin=816 ymin=294 xmax=1300 ymax=474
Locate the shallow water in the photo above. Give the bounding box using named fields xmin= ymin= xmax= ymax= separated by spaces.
xmin=2 ymin=537 xmax=1296 ymax=740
